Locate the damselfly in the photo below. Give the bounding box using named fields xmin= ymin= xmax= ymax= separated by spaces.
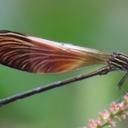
xmin=0 ymin=30 xmax=128 ymax=92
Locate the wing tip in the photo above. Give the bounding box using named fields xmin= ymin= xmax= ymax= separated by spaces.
xmin=0 ymin=30 xmax=26 ymax=36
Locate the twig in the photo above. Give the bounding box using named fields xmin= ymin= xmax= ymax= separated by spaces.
xmin=0 ymin=66 xmax=111 ymax=107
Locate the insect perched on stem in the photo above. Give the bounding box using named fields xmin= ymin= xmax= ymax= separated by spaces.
xmin=0 ymin=30 xmax=128 ymax=106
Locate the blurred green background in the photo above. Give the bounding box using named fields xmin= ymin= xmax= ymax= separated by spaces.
xmin=0 ymin=0 xmax=128 ymax=128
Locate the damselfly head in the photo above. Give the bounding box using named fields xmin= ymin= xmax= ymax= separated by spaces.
xmin=109 ymin=52 xmax=128 ymax=71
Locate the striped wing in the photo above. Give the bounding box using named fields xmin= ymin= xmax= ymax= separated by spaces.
xmin=0 ymin=30 xmax=110 ymax=73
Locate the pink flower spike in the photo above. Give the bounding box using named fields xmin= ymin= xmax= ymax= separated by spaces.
xmin=109 ymin=102 xmax=119 ymax=113
xmin=118 ymin=102 xmax=125 ymax=111
xmin=99 ymin=110 xmax=110 ymax=121
xmin=84 ymin=94 xmax=128 ymax=128
xmin=87 ymin=119 xmax=101 ymax=128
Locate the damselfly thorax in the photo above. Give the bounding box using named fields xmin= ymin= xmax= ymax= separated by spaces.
xmin=0 ymin=30 xmax=128 ymax=89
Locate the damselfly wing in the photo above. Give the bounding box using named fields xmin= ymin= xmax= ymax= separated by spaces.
xmin=0 ymin=30 xmax=110 ymax=73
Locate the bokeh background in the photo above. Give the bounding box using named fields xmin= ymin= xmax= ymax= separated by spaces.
xmin=0 ymin=0 xmax=128 ymax=128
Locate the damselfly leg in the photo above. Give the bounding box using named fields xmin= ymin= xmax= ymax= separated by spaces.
xmin=117 ymin=72 xmax=128 ymax=94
